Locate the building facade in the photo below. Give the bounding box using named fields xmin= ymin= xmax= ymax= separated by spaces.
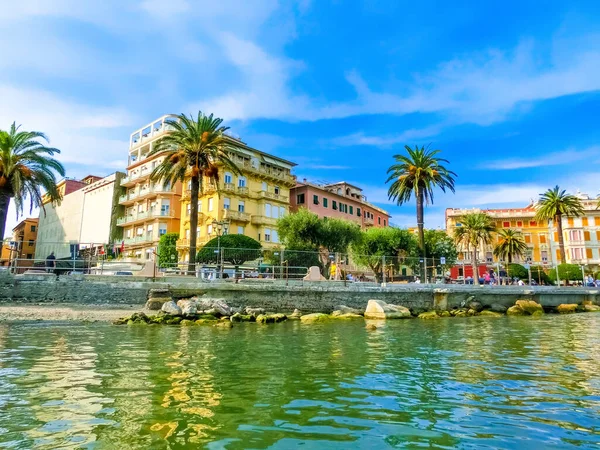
xmin=117 ymin=115 xmax=182 ymax=260
xmin=3 ymin=218 xmax=39 ymax=272
xmin=35 ymin=174 xmax=124 ymax=260
xmin=177 ymin=137 xmax=297 ymax=261
xmin=290 ymin=180 xmax=391 ymax=229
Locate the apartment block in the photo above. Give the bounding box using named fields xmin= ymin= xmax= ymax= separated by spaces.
xmin=290 ymin=180 xmax=391 ymax=229
xmin=2 ymin=218 xmax=39 ymax=272
xmin=177 ymin=136 xmax=296 ymax=261
xmin=117 ymin=115 xmax=182 ymax=260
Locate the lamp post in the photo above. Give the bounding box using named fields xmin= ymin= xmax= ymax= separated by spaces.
xmin=211 ymin=219 xmax=230 ymax=279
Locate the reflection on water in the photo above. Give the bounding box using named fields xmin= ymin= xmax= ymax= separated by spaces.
xmin=1 ymin=315 xmax=600 ymax=448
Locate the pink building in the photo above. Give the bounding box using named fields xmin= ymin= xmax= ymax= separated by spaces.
xmin=290 ymin=180 xmax=391 ymax=229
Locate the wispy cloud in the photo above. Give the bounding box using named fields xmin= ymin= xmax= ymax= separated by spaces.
xmin=329 ymin=125 xmax=444 ymax=147
xmin=303 ymin=164 xmax=350 ymax=170
xmin=479 ymin=146 xmax=600 ymax=170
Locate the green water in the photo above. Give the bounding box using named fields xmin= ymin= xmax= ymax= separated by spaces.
xmin=1 ymin=316 xmax=600 ymax=449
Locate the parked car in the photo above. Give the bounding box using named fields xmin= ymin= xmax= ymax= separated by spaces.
xmin=115 ymin=271 xmax=133 ymax=276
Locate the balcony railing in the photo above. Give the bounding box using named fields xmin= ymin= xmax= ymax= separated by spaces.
xmin=251 ymin=215 xmax=278 ymax=226
xmin=123 ymin=236 xmax=155 ymax=245
xmin=223 ymin=209 xmax=251 ymax=222
xmin=258 ymin=190 xmax=288 ymax=202
xmin=364 ymin=217 xmax=374 ymax=226
xmin=119 ymin=186 xmax=175 ymax=204
xmin=116 ymin=211 xmax=176 ymax=226
xmin=240 ymin=161 xmax=295 ymax=184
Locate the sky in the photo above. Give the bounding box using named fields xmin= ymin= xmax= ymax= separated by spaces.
xmin=2 ymin=0 xmax=600 ymax=235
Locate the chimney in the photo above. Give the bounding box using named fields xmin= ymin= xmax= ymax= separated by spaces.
xmin=303 ymin=178 xmax=307 ymax=183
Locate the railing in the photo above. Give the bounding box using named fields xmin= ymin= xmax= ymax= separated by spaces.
xmin=364 ymin=217 xmax=374 ymax=226
xmin=116 ymin=211 xmax=176 ymax=226
xmin=239 ymin=161 xmax=296 ymax=184
xmin=223 ymin=183 xmax=235 ymax=192
xmin=237 ymin=186 xmax=249 ymax=196
xmin=119 ymin=186 xmax=175 ymax=204
xmin=124 ymin=235 xmax=155 ymax=245
xmin=251 ymin=215 xmax=277 ymax=226
xmin=223 ymin=209 xmax=251 ymax=222
xmin=258 ymin=190 xmax=289 ymax=202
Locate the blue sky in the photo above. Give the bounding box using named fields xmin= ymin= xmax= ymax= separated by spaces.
xmin=2 ymin=0 xmax=600 ymax=233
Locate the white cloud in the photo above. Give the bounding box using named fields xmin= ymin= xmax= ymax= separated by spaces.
xmin=480 ymin=146 xmax=600 ymax=170
xmin=329 ymin=125 xmax=443 ymax=147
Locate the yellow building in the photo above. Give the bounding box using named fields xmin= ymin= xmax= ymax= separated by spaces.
xmin=118 ymin=115 xmax=182 ymax=260
xmin=445 ymin=205 xmax=552 ymax=266
xmin=177 ymin=137 xmax=296 ymax=262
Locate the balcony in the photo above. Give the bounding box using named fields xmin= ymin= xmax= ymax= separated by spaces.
xmin=223 ymin=209 xmax=250 ymax=222
xmin=119 ymin=186 xmax=176 ymax=204
xmin=258 ymin=190 xmax=289 ymax=203
xmin=123 ymin=235 xmax=155 ymax=245
xmin=364 ymin=217 xmax=374 ymax=226
xmin=130 ymin=115 xmax=178 ymax=149
xmin=120 ymin=170 xmax=151 ymax=187
xmin=240 ymin=161 xmax=296 ymax=185
xmin=116 ymin=211 xmax=176 ymax=226
xmin=222 ymin=183 xmax=235 ymax=193
xmin=237 ymin=186 xmax=250 ymax=197
xmin=251 ymin=215 xmax=278 ymax=226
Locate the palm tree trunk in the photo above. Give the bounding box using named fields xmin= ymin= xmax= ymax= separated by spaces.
xmin=416 ymin=189 xmax=426 ymax=282
xmin=0 ymin=191 xmax=11 ymax=244
xmin=472 ymin=247 xmax=479 ymax=285
xmin=188 ymin=176 xmax=200 ymax=275
xmin=556 ymin=213 xmax=566 ymax=264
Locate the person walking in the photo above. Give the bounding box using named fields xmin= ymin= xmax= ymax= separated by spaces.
xmin=45 ymin=252 xmax=56 ymax=274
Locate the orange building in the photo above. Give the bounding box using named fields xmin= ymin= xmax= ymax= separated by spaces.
xmin=3 ymin=218 xmax=40 ymax=272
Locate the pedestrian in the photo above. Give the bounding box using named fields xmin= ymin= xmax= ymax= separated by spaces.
xmin=45 ymin=252 xmax=56 ymax=274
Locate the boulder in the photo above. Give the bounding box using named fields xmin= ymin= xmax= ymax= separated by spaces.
xmin=467 ymin=309 xmax=477 ymax=316
xmin=332 ymin=313 xmax=363 ymax=320
xmin=289 ymin=309 xmax=302 ymax=319
xmin=214 ymin=321 xmax=233 ymax=329
xmin=161 ymin=301 xmax=182 ymax=316
xmin=195 ymin=318 xmax=218 ymax=325
xmin=489 ymin=304 xmax=508 ymax=313
xmin=246 ymin=307 xmax=266 ymax=316
xmin=479 ymin=310 xmax=503 ymax=318
xmin=196 ymin=298 xmax=231 ymax=316
xmin=507 ymin=305 xmax=526 ymax=316
xmin=557 ymin=304 xmax=578 ymax=314
xmin=364 ymin=300 xmax=412 ymax=319
xmin=180 ymin=319 xmax=195 ymax=326
xmin=515 ymin=300 xmax=543 ymax=315
xmin=300 ymin=313 xmax=331 ymax=323
xmin=145 ymin=298 xmax=168 ymax=310
xmin=230 ymin=313 xmax=243 ymax=322
xmin=583 ymin=304 xmax=600 ymax=312
xmin=468 ymin=301 xmax=483 ymax=312
xmin=129 ymin=312 xmax=150 ymax=323
xmin=333 ymin=305 xmax=363 ymax=315
xmin=418 ymin=311 xmax=439 ymax=319
xmin=177 ymin=300 xmax=198 ymax=316
xmin=256 ymin=314 xmax=287 ymax=324
xmin=438 ymin=310 xmax=451 ymax=317
xmin=454 ymin=310 xmax=468 ymax=318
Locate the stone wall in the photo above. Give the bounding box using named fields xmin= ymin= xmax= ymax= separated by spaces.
xmin=0 ymin=272 xmax=598 ymax=312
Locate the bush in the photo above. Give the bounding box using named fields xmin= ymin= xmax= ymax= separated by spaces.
xmin=506 ymin=263 xmax=527 ymax=280
xmin=548 ymin=264 xmax=584 ymax=284
xmin=158 ymin=232 xmax=179 ymax=268
xmin=196 ymin=234 xmax=261 ymax=265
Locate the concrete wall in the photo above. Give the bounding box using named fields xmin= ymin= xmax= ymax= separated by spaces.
xmin=1 ymin=272 xmax=598 ymax=312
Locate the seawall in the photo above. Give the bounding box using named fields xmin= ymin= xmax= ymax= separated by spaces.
xmin=1 ymin=272 xmax=598 ymax=312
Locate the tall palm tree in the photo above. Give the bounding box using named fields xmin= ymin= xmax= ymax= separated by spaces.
xmin=0 ymin=123 xmax=65 ymax=240
xmin=386 ymin=145 xmax=456 ymax=281
xmin=534 ymin=186 xmax=583 ymax=264
xmin=493 ymin=229 xmax=528 ymax=263
xmin=453 ymin=212 xmax=496 ymax=285
xmin=148 ymin=112 xmax=242 ymax=275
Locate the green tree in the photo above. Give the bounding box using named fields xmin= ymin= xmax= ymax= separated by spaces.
xmin=277 ymin=208 xmax=323 ymax=249
xmin=534 ymin=186 xmax=584 ymax=264
xmin=149 ymin=112 xmax=244 ymax=275
xmin=0 ymin=123 xmax=65 ymax=239
xmin=493 ymin=229 xmax=528 ymax=263
xmin=321 ymin=218 xmax=362 ymax=255
xmin=196 ymin=234 xmax=261 ymax=265
xmin=386 ymin=145 xmax=456 ymax=281
xmin=158 ymin=232 xmax=179 ymax=268
xmin=351 ymin=227 xmax=418 ymax=283
xmin=530 ymin=265 xmax=551 ymax=285
xmin=424 ymin=229 xmax=458 ymax=270
xmin=507 ymin=263 xmax=528 ymax=280
xmin=264 ymin=244 xmax=322 ymax=278
xmin=548 ymin=263 xmax=584 ymax=285
xmin=453 ymin=212 xmax=496 ymax=285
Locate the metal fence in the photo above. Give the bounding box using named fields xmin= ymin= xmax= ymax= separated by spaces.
xmin=2 ymin=239 xmax=599 ymax=287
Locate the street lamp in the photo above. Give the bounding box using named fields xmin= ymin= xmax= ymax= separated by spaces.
xmin=210 ymin=219 xmax=230 ymax=279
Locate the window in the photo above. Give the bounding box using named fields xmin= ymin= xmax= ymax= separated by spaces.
xmin=297 ymin=193 xmax=305 ymax=204
xmin=198 ymin=200 xmax=202 ymax=213
xmin=313 ymin=195 xmax=319 ymax=205
xmin=582 ymin=217 xmax=589 ymax=226
xmin=272 ymin=230 xmax=279 ymax=243
xmin=31 ymin=225 xmax=36 ymax=232
xmin=503 ymin=221 xmax=510 ymax=228
xmin=569 ymin=230 xmax=582 ymax=241
xmin=586 ymin=248 xmax=593 ymax=259
xmin=357 ymin=208 xmax=361 ymax=217
xmin=323 ymin=198 xmax=328 ymax=208
xmin=596 ymin=217 xmax=600 ymax=226
xmin=274 ymin=186 xmax=280 ymax=195
xmin=28 ymin=240 xmax=34 ymax=247
xmin=185 ymin=229 xmax=190 ymax=239
xmin=384 ymin=220 xmax=387 ymax=226
xmin=237 ymin=226 xmax=244 ymax=235
xmin=349 ymin=205 xmax=353 ymax=215
xmin=224 ymin=172 xmax=232 ymax=184
xmin=571 ymin=247 xmax=584 ymax=260
xmin=332 ymin=201 xmax=337 ymax=210
xmin=186 ymin=204 xmax=191 ymax=216
xmin=279 ymin=207 xmax=286 ymax=217
xmin=584 ymin=231 xmax=591 ymax=241
xmin=567 ymin=217 xmax=574 ymax=227
xmin=264 ymin=228 xmax=271 ymax=242
xmin=224 ymin=197 xmax=230 ymax=210
xmin=238 ymin=176 xmax=247 ymax=188
xmin=208 ymin=198 xmax=214 ymax=212
xmin=26 ymin=254 xmax=32 ymax=259
xmin=207 ymin=224 xmax=213 ymax=235
xmin=524 ymin=234 xmax=531 ymax=244
xmin=486 ymin=252 xmax=493 ymax=263
xmin=540 ymin=235 xmax=546 ymax=244
xmin=159 ymin=226 xmax=167 ymax=236
xmin=541 ymin=251 xmax=548 ymax=262
xmin=530 ymin=221 xmax=537 ymax=227
xmin=262 ymin=182 xmax=268 ymax=191
xmin=238 ymin=201 xmax=245 ymax=213
xmin=265 ymin=203 xmax=272 ymax=217
xmin=378 ymin=217 xmax=381 ymax=225
xmin=272 ymin=205 xmax=280 ymax=219
xmin=516 ymin=221 xmax=522 ymax=227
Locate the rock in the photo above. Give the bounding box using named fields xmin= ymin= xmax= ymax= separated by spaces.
xmin=467 ymin=309 xmax=476 ymax=316
xmin=364 ymin=300 xmax=412 ymax=320
xmin=161 ymin=301 xmax=182 ymax=316
xmin=515 ymin=300 xmax=543 ymax=315
xmin=300 ymin=313 xmax=331 ymax=323
xmin=165 ymin=316 xmax=182 ymax=325
xmin=215 ymin=321 xmax=233 ymax=328
xmin=195 ymin=318 xmax=217 ymax=325
xmin=454 ymin=310 xmax=468 ymax=318
xmin=490 ymin=304 xmax=508 ymax=313
xmin=145 ymin=298 xmax=168 ymax=310
xmin=438 ymin=310 xmax=451 ymax=317
xmin=180 ymin=319 xmax=195 ymax=326
xmin=196 ymin=298 xmax=231 ymax=316
xmin=246 ymin=307 xmax=266 ymax=316
xmin=256 ymin=314 xmax=287 ymax=324
xmin=418 ymin=311 xmax=439 ymax=319
xmin=479 ymin=310 xmax=503 ymax=317
xmin=333 ymin=305 xmax=362 ymax=315
xmin=468 ymin=301 xmax=483 ymax=312
xmin=289 ymin=309 xmax=302 ymax=319
xmin=366 ymin=324 xmax=377 ymax=331
xmin=202 ymin=308 xmax=220 ymax=317
xmin=177 ymin=300 xmax=198 ymax=316
xmin=583 ymin=304 xmax=600 ymax=312
xmin=332 ymin=313 xmax=363 ymax=320
xmin=212 ymin=300 xmax=232 ymax=316
xmin=557 ymin=304 xmax=578 ymax=314
xmin=230 ymin=313 xmax=243 ymax=322
xmin=507 ymin=305 xmax=526 ymax=316
xmin=129 ymin=312 xmax=150 ymax=323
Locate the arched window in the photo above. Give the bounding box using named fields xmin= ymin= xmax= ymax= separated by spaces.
xmin=224 ymin=172 xmax=232 ymax=184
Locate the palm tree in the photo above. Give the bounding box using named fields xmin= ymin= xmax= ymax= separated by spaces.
xmin=386 ymin=145 xmax=456 ymax=281
xmin=534 ymin=186 xmax=583 ymax=264
xmin=0 ymin=123 xmax=65 ymax=240
xmin=453 ymin=212 xmax=496 ymax=285
xmin=148 ymin=112 xmax=243 ymax=275
xmin=493 ymin=229 xmax=528 ymax=263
